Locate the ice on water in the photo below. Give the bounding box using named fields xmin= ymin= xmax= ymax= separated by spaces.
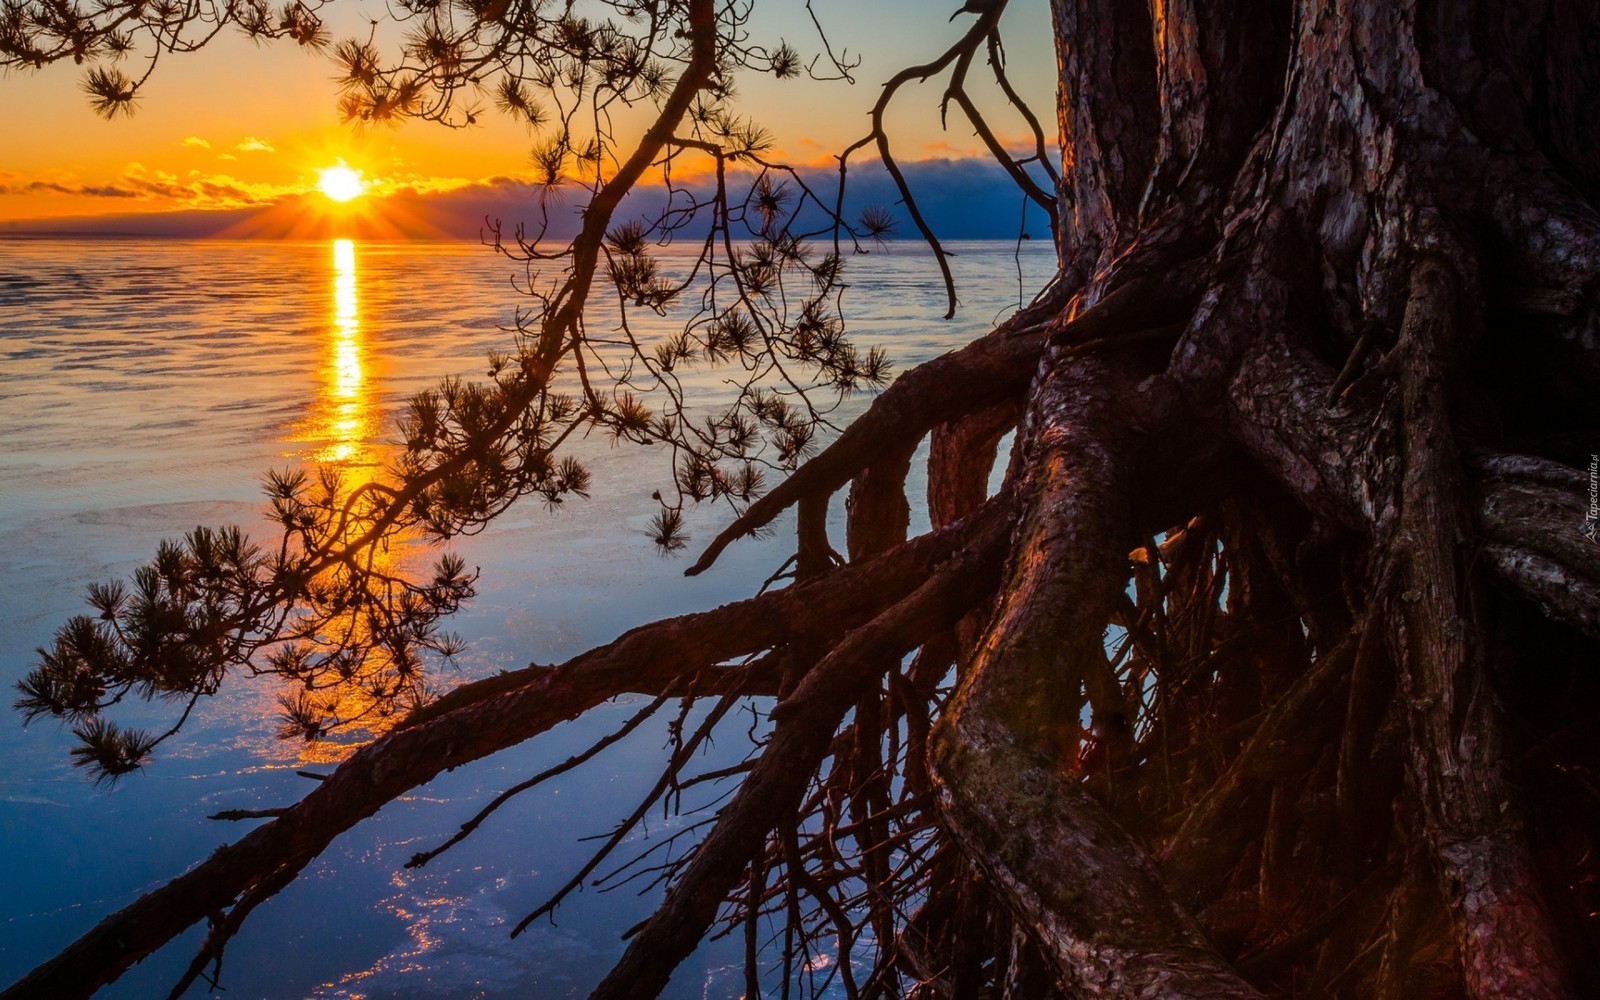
xmin=0 ymin=237 xmax=1054 ymax=998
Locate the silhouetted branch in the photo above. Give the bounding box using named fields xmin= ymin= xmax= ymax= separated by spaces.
xmin=405 ymin=693 xmax=671 ymax=871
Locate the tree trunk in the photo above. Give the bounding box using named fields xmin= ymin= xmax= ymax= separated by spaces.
xmin=922 ymin=0 xmax=1600 ymax=996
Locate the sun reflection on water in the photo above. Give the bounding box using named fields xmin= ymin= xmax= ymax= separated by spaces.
xmin=297 ymin=238 xmax=380 ymax=465
xmin=278 ymin=239 xmax=418 ymax=767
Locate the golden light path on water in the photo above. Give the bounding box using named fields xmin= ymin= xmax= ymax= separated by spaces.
xmin=289 ymin=237 xmax=379 ymax=464
xmin=286 ymin=238 xmax=409 ymax=767
xmin=326 ymin=237 xmax=369 ymax=464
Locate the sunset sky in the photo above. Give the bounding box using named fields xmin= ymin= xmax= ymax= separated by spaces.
xmin=0 ymin=0 xmax=1058 ymax=234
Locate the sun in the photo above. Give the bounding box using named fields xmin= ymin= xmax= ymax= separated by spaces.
xmin=317 ymin=162 xmax=367 ymax=203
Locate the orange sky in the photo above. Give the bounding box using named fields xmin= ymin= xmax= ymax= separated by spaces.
xmin=0 ymin=1 xmax=1057 ymax=225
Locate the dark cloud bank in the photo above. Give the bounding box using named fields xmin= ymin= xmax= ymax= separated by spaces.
xmin=2 ymin=156 xmax=1054 ymax=242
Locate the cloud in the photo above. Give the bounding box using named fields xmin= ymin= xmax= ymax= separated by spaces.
xmin=2 ymin=163 xmax=298 ymax=209
xmin=353 ymin=156 xmax=1054 ymax=241
xmin=234 ymin=136 xmax=275 ymax=153
xmin=217 ymin=153 xmax=237 ymax=161
xmin=180 ymin=136 xmax=211 ymax=149
xmin=192 ymin=176 xmax=280 ymax=204
xmin=381 ymin=173 xmax=478 ymax=197
xmin=920 ymin=139 xmax=981 ymax=158
xmin=0 ymin=180 xmax=140 ymax=198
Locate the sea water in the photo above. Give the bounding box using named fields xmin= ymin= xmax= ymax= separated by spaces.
xmin=0 ymin=238 xmax=1055 ymax=998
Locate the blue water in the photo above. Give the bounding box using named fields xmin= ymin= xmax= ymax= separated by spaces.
xmin=0 ymin=238 xmax=1055 ymax=998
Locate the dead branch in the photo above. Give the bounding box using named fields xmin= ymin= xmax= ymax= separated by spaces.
xmin=587 ymin=504 xmax=1012 ymax=998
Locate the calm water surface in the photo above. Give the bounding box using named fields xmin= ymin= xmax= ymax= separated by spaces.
xmin=0 ymin=238 xmax=1054 ymax=998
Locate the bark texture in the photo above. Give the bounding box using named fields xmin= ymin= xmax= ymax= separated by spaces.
xmin=924 ymin=0 xmax=1598 ymax=996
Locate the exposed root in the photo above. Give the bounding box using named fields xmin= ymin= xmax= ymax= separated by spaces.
xmin=1389 ymin=254 xmax=1569 ymax=999
xmin=589 ymin=506 xmax=1011 ymax=999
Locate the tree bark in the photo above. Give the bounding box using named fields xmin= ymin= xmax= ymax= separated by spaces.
xmin=929 ymin=0 xmax=1596 ymax=995
xmin=935 ymin=352 xmax=1261 ymax=997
